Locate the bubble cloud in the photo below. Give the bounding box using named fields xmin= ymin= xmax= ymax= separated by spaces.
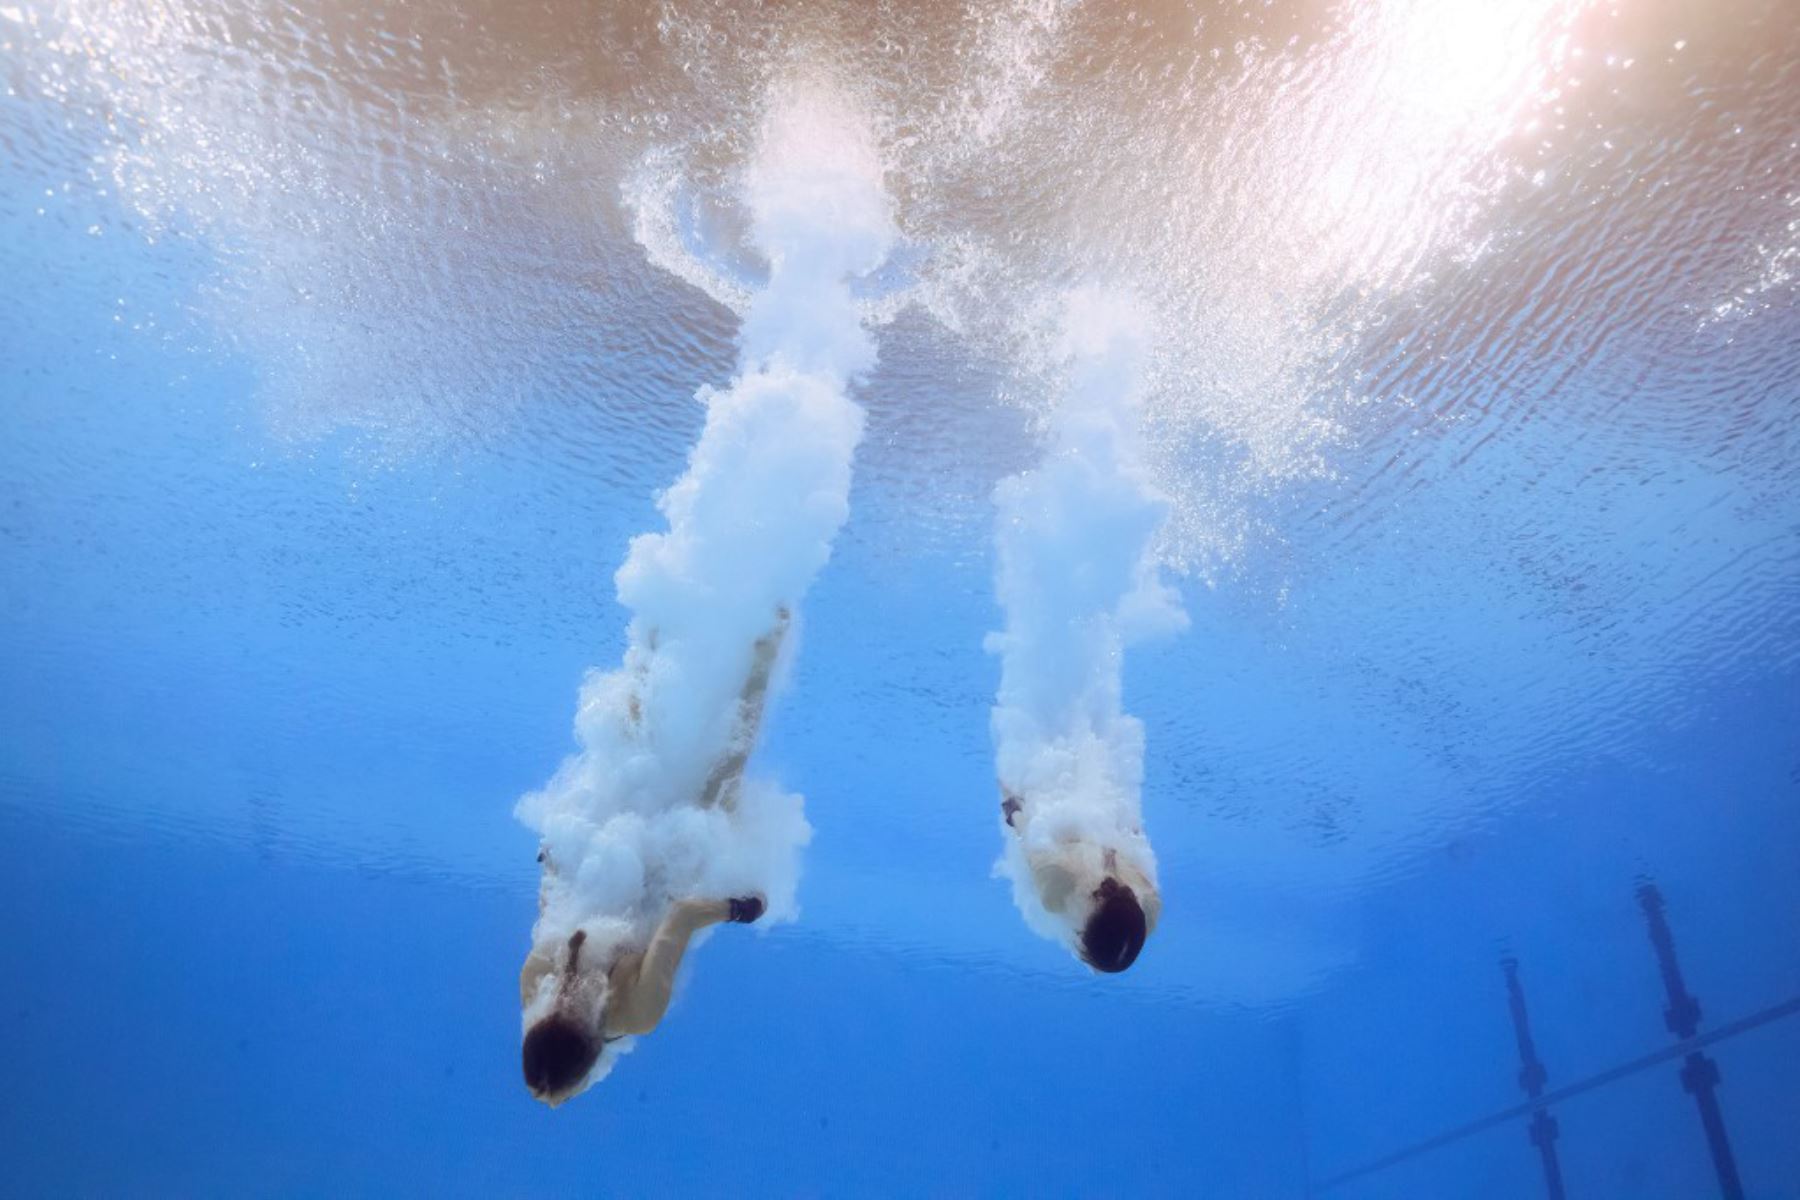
xmin=987 ymin=290 xmax=1188 ymax=959
xmin=514 ymin=76 xmax=894 ymax=1089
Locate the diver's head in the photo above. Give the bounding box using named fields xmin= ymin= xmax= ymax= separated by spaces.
xmin=521 ymin=928 xmax=608 ymax=1105
xmin=1078 ymin=876 xmax=1147 ymax=973
xmin=522 ymin=1013 xmax=601 ymax=1105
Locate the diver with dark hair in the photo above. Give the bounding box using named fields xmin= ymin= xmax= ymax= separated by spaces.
xmin=1002 ymin=789 xmax=1159 ymax=973
xmin=519 ymin=609 xmax=789 ymax=1106
xmin=520 ymin=893 xmax=767 ymax=1106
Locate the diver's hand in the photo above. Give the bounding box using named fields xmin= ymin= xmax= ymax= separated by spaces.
xmin=727 ymin=895 xmax=766 ymax=924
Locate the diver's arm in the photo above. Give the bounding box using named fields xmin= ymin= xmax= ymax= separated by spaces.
xmin=698 ymin=607 xmax=791 ymax=811
xmin=1006 ymin=794 xmax=1086 ymax=916
xmin=1027 ymin=845 xmax=1085 ymax=919
xmin=520 ymin=944 xmax=557 ymax=1009
xmin=603 ymin=899 xmax=733 ymax=1037
xmin=521 ymin=847 xmax=561 ymax=1006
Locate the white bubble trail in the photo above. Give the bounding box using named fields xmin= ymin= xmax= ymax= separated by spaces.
xmin=515 ymin=77 xmax=894 ymax=1089
xmin=987 ymin=290 xmax=1188 ymax=959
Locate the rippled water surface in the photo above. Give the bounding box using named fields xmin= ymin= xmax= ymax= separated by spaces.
xmin=3 ymin=0 xmax=1797 ymax=1194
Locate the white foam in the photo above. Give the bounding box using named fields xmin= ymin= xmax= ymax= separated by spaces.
xmin=516 ymin=75 xmax=894 ymax=1092
xmin=987 ymin=289 xmax=1187 ymax=957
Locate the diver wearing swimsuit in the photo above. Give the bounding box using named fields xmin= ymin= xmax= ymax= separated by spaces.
xmin=519 ymin=611 xmax=789 ymax=1106
xmin=1001 ymin=790 xmax=1160 ymax=973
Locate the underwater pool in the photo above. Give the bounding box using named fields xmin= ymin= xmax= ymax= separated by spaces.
xmin=2 ymin=0 xmax=1797 ymax=1195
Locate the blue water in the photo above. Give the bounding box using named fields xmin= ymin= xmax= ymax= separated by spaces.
xmin=4 ymin=0 xmax=1799 ymax=1195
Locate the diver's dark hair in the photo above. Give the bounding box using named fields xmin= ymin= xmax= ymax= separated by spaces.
xmin=1079 ymin=878 xmax=1147 ymax=974
xmin=522 ymin=1015 xmax=599 ymax=1098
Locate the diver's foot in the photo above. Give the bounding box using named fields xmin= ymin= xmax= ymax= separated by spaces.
xmin=727 ymin=895 xmax=766 ymax=924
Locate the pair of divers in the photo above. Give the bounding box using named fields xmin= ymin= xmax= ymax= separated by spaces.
xmin=519 ymin=610 xmax=1160 ymax=1105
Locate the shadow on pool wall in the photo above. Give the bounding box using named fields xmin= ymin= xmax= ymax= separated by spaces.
xmin=1296 ymin=674 xmax=1800 ymax=1199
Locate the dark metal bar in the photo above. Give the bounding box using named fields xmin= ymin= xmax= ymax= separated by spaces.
xmin=1503 ymin=958 xmax=1568 ymax=1200
xmin=1314 ymin=994 xmax=1800 ymax=1192
xmin=1637 ymin=883 xmax=1745 ymax=1200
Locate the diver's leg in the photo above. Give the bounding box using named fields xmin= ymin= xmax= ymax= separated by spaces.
xmin=520 ymin=944 xmax=558 ymax=1009
xmin=698 ymin=607 xmax=791 ymax=811
xmin=604 ymin=898 xmax=736 ymax=1037
xmin=738 ymin=606 xmax=791 ymax=736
